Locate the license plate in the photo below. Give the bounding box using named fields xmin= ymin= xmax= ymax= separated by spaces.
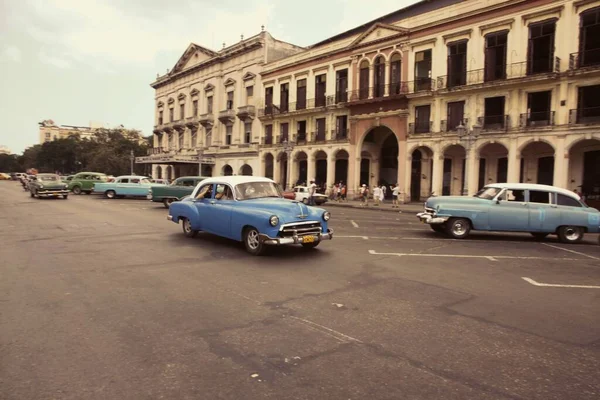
xmin=302 ymin=235 xmax=315 ymax=243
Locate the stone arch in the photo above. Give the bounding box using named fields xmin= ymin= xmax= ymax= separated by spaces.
xmin=389 ymin=51 xmax=402 ymax=61
xmin=441 ymin=144 xmax=466 ymax=196
xmin=358 ymin=57 xmax=371 ymax=68
xmin=519 ymin=140 xmax=555 ymax=186
xmin=334 ymin=149 xmax=350 ymax=185
xmin=478 ymin=142 xmax=510 ymax=187
xmin=517 ymin=138 xmax=556 ymax=154
xmin=565 ymin=134 xmax=600 ymax=152
xmin=475 ymin=139 xmax=511 ymax=154
xmin=567 ymin=138 xmax=600 ymax=208
xmin=239 ymin=164 xmax=252 ymax=176
xmin=263 ymin=153 xmax=274 ymax=179
xmin=294 ymin=151 xmax=308 ymax=185
xmin=358 ymin=125 xmax=399 ymax=189
xmin=409 ymin=145 xmax=434 ymax=201
xmin=313 ymin=150 xmax=328 ymax=186
xmin=222 ymin=164 xmax=233 ymax=176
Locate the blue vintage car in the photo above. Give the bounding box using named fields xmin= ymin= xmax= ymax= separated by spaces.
xmin=92 ymin=175 xmax=164 ymax=199
xmin=167 ymin=176 xmax=333 ymax=255
xmin=417 ymin=183 xmax=600 ymax=243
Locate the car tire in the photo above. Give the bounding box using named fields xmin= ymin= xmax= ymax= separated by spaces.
xmin=62 ymin=195 xmax=68 ymax=199
xmin=446 ymin=218 xmax=471 ymax=239
xmin=85 ymin=191 xmax=92 ymax=195
xmin=557 ymin=226 xmax=584 ymax=244
xmin=302 ymin=198 xmax=308 ymax=205
xmin=105 ymin=190 xmax=116 ymax=199
xmin=181 ymin=217 xmax=198 ymax=238
xmin=530 ymin=232 xmax=549 ymax=240
xmin=301 ymin=242 xmax=320 ymax=250
xmin=163 ymin=198 xmax=175 ymax=209
xmin=430 ymin=224 xmax=445 ymax=234
xmin=72 ymin=186 xmax=82 ymax=195
xmin=243 ymin=227 xmax=265 ymax=256
xmin=30 ymin=190 xmax=34 ymax=198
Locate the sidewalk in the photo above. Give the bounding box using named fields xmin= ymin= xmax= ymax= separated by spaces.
xmin=323 ymin=199 xmax=424 ymax=213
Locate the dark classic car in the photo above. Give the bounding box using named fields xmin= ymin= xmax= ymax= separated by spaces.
xmin=148 ymin=176 xmax=210 ymax=208
xmin=29 ymin=174 xmax=69 ymax=199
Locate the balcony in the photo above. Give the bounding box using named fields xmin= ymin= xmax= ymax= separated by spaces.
xmin=313 ymin=131 xmax=327 ymax=143
xmin=408 ymin=121 xmax=433 ymax=135
xmin=477 ymin=115 xmax=510 ymax=131
xmin=569 ymin=107 xmax=600 ymax=125
xmin=218 ymin=109 xmax=236 ymax=125
xmin=441 ymin=118 xmax=469 ymax=132
xmin=198 ymin=113 xmax=214 ymax=127
xmin=185 ymin=116 xmax=200 ymax=130
xmin=236 ymin=105 xmax=256 ymax=121
xmin=261 ymin=136 xmax=274 ymax=146
xmin=147 ymin=147 xmax=166 ymax=155
xmin=296 ymin=132 xmax=307 ymax=144
xmin=258 ymin=96 xmax=335 ymax=118
xmin=519 ymin=111 xmax=555 ymax=128
xmin=330 ymin=128 xmax=349 ymax=142
xmin=347 ymin=80 xmax=433 ymax=103
xmin=569 ymin=49 xmax=600 ymax=72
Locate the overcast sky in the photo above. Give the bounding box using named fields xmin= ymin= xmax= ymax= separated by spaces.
xmin=0 ymin=0 xmax=418 ymax=154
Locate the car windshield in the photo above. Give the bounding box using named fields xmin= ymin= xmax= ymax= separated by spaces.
xmin=140 ymin=178 xmax=151 ymax=184
xmin=474 ymin=186 xmax=502 ymax=200
xmin=235 ymin=182 xmax=282 ymax=200
xmin=39 ymin=175 xmax=59 ymax=182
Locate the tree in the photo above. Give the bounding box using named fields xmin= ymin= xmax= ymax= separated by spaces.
xmin=0 ymin=154 xmax=19 ymax=172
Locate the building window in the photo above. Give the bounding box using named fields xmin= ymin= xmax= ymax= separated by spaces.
xmin=485 ymin=31 xmax=508 ymax=81
xmin=315 ymin=74 xmax=326 ymax=107
xmin=280 ymin=83 xmax=289 ymax=112
xmin=180 ymin=103 xmax=185 ymax=120
xmin=169 ymin=108 xmax=174 ymax=122
xmin=575 ymin=85 xmax=600 ymax=123
xmin=414 ymin=105 xmax=431 ymax=133
xmin=244 ymin=122 xmax=252 ymax=143
xmin=264 ymin=124 xmax=273 ymax=144
xmin=528 ymin=19 xmax=556 ymax=75
xmin=335 ymin=115 xmax=348 ymax=138
xmin=415 ymin=49 xmax=432 ymax=91
xmin=158 ymin=110 xmax=163 ymax=125
xmin=193 ymin=100 xmax=198 ymax=116
xmin=389 ymin=54 xmax=402 ymax=95
xmin=205 ymin=128 xmax=212 ymax=146
xmin=447 ymin=40 xmax=467 ymax=88
xmin=246 ymin=85 xmax=254 ymax=100
xmin=526 ymin=91 xmax=552 ymax=126
xmin=483 ymin=96 xmax=506 ymax=129
xmin=315 ymin=118 xmax=326 ymax=141
xmin=447 ymin=101 xmax=465 ymax=131
xmin=335 ymin=69 xmax=348 ymax=103
xmin=359 ymin=61 xmax=369 ymax=99
xmin=225 ymin=125 xmax=232 ymax=145
xmin=45 ymin=132 xmax=51 ymax=138
xmin=579 ymin=7 xmax=600 ymax=67
xmin=170 ymin=132 xmax=177 ymax=148
xmin=191 ymin=131 xmax=197 ymax=147
xmin=297 ymin=120 xmax=306 ymax=141
xmin=280 ymin=122 xmax=289 ymax=143
xmin=207 ymin=96 xmax=213 ymax=113
xmin=373 ymin=56 xmax=385 ymax=97
xmin=226 ymin=91 xmax=234 ymax=110
xmin=179 ymin=131 xmax=184 ymax=148
xmin=296 ymin=79 xmax=306 ymax=110
xmin=265 ymin=87 xmax=274 ymax=113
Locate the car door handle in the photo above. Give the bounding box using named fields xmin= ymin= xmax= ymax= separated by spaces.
xmin=210 ymin=200 xmax=216 ymax=205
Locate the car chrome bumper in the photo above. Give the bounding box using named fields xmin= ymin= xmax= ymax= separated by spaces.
xmin=167 ymin=215 xmax=173 ymax=221
xmin=416 ymin=212 xmax=449 ymax=225
xmin=36 ymin=190 xmax=69 ymax=197
xmin=259 ymin=229 xmax=334 ymax=245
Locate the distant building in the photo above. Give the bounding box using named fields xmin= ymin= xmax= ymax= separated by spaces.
xmin=38 ymin=120 xmax=145 ymax=144
xmin=0 ymin=145 xmax=11 ymax=155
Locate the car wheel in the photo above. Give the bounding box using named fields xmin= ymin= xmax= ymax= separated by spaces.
xmin=163 ymin=198 xmax=175 ymax=209
xmin=181 ymin=217 xmax=198 ymax=238
xmin=30 ymin=191 xmax=34 ymax=198
xmin=85 ymin=191 xmax=92 ymax=195
xmin=530 ymin=232 xmax=549 ymax=240
xmin=446 ymin=218 xmax=471 ymax=239
xmin=72 ymin=186 xmax=82 ymax=195
xmin=62 ymin=195 xmax=68 ymax=199
xmin=105 ymin=190 xmax=116 ymax=199
xmin=302 ymin=198 xmax=308 ymax=204
xmin=430 ymin=224 xmax=445 ymax=234
xmin=301 ymin=242 xmax=320 ymax=250
xmin=243 ymin=227 xmax=265 ymax=256
xmin=557 ymin=226 xmax=584 ymax=244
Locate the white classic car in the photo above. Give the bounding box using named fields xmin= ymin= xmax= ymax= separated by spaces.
xmin=292 ymin=186 xmax=328 ymax=205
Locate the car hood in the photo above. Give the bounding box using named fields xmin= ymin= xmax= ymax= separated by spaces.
xmin=425 ymin=196 xmax=491 ymax=208
xmin=39 ymin=182 xmax=67 ymax=188
xmin=236 ymin=198 xmax=325 ymax=219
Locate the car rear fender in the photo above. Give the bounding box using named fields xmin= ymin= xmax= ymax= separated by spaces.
xmin=169 ymin=201 xmax=200 ymax=228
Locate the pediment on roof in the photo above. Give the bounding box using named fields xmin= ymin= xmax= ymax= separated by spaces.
xmin=190 ymin=88 xmax=199 ymax=96
xmin=242 ymin=72 xmax=256 ymax=81
xmin=171 ymin=43 xmax=218 ymax=74
xmin=204 ymin=83 xmax=215 ymax=91
xmin=223 ymin=78 xmax=236 ymax=86
xmin=349 ymin=23 xmax=409 ymax=48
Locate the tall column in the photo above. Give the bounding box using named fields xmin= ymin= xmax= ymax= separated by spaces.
xmin=368 ymin=66 xmax=374 ymax=99
xmin=467 ymin=151 xmax=479 ymax=196
xmin=506 ymin=139 xmax=520 ymax=183
xmin=289 ymin=153 xmax=298 ymax=188
xmin=384 ymin=62 xmax=391 ymax=96
xmin=353 ymin=156 xmax=362 ymax=197
xmin=326 ymin=155 xmax=336 ymax=188
xmin=307 ymin=155 xmax=316 ymax=184
xmin=397 ymin=138 xmax=408 ymax=203
xmin=404 ymin=154 xmax=412 ymax=202
xmin=151 ymin=164 xmax=158 ymax=179
xmin=431 ymin=151 xmax=444 ymax=196
xmin=553 ymin=136 xmax=567 ymax=189
xmin=273 ymin=158 xmax=281 ymax=185
xmin=259 ymin=155 xmax=266 ymax=177
xmin=161 ymin=165 xmax=168 ymax=180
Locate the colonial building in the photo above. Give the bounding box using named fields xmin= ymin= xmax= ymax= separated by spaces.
xmin=256 ymin=0 xmax=600 ymax=205
xmin=38 ymin=120 xmax=97 ymax=143
xmin=141 ymin=31 xmax=304 ymax=179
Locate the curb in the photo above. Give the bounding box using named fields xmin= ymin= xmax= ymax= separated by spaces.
xmin=324 ymin=202 xmax=422 ymax=214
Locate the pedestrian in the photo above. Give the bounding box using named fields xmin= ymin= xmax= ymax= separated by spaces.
xmin=360 ymin=184 xmax=369 ymax=206
xmin=341 ymin=185 xmax=347 ymax=201
xmin=336 ymin=183 xmax=342 ymax=202
xmin=373 ymin=185 xmax=381 ymax=206
xmin=308 ymin=179 xmax=317 ymax=206
xmin=378 ymin=184 xmax=385 ymax=205
xmin=391 ymin=183 xmax=399 ymax=208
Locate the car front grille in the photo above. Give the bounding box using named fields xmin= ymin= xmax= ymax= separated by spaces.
xmin=279 ymin=221 xmax=322 ymax=238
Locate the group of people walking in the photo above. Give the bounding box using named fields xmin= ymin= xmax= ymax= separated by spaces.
xmin=358 ymin=183 xmax=401 ymax=208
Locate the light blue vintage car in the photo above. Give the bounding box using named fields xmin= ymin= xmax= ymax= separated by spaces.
xmin=167 ymin=176 xmax=333 ymax=255
xmin=92 ymin=175 xmax=164 ymax=199
xmin=417 ymin=183 xmax=600 ymax=243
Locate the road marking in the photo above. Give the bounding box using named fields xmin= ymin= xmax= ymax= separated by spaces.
xmin=542 ymin=243 xmax=600 ymax=261
xmin=289 ymin=316 xmax=362 ymax=343
xmin=350 ymin=220 xmax=359 ymax=228
xmin=368 ymin=249 xmax=580 ymax=261
xmin=337 ymin=235 xmax=370 ymax=240
xmin=522 ymin=277 xmax=600 ymax=289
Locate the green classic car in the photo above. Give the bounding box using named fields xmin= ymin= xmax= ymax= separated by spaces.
xmin=148 ymin=176 xmax=209 ymax=208
xmin=29 ymin=174 xmax=69 ymax=199
xmin=68 ymin=172 xmax=108 ymax=194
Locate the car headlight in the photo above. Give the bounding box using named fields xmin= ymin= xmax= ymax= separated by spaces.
xmin=269 ymin=215 xmax=279 ymax=226
xmin=39 ymin=184 xmax=44 ymax=188
xmin=322 ymin=211 xmax=331 ymax=221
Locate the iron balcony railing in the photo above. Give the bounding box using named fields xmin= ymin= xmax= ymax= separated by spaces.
xmin=440 ymin=118 xmax=469 ymax=132
xmin=236 ymin=105 xmax=256 ymax=118
xmin=569 ymin=49 xmax=600 ymax=70
xmin=569 ymin=107 xmax=600 ymax=124
xmin=519 ymin=111 xmax=555 ymax=128
xmin=259 ymin=96 xmax=336 ymax=117
xmin=330 ymin=128 xmax=349 ymax=140
xmin=409 ymin=121 xmax=433 ymax=134
xmin=478 ymin=115 xmax=510 ymax=131
xmin=527 ymin=56 xmax=561 ymax=75
xmin=347 ymin=80 xmax=434 ymax=102
xmin=296 ymin=132 xmax=307 ymax=143
xmin=261 ymin=135 xmax=274 ymax=145
xmin=148 ymin=147 xmax=167 ymax=155
xmin=312 ymin=130 xmax=327 ymax=142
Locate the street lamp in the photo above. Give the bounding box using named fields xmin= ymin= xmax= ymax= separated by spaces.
xmin=130 ymin=149 xmax=135 ymax=175
xmin=282 ymin=139 xmax=295 ymax=190
xmin=456 ymin=122 xmax=481 ymax=196
xmin=197 ymin=147 xmax=204 ymax=176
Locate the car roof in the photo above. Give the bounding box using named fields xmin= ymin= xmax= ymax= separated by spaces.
xmin=76 ymin=172 xmax=106 ymax=176
xmin=199 ymin=176 xmax=274 ymax=186
xmin=486 ymin=183 xmax=580 ymax=199
xmin=176 ymin=176 xmax=210 ymax=180
xmin=115 ymin=175 xmax=150 ymax=180
xmin=37 ymin=173 xmax=58 ymax=177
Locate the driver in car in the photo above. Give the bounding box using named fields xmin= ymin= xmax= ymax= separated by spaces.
xmin=195 ymin=185 xmax=213 ymax=199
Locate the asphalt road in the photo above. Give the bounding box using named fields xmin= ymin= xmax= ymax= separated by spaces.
xmin=1 ymin=181 xmax=599 ymax=400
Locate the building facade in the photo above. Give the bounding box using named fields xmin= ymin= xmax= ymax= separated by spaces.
xmin=38 ymin=120 xmax=97 ymax=143
xmin=141 ymin=31 xmax=304 ymax=180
